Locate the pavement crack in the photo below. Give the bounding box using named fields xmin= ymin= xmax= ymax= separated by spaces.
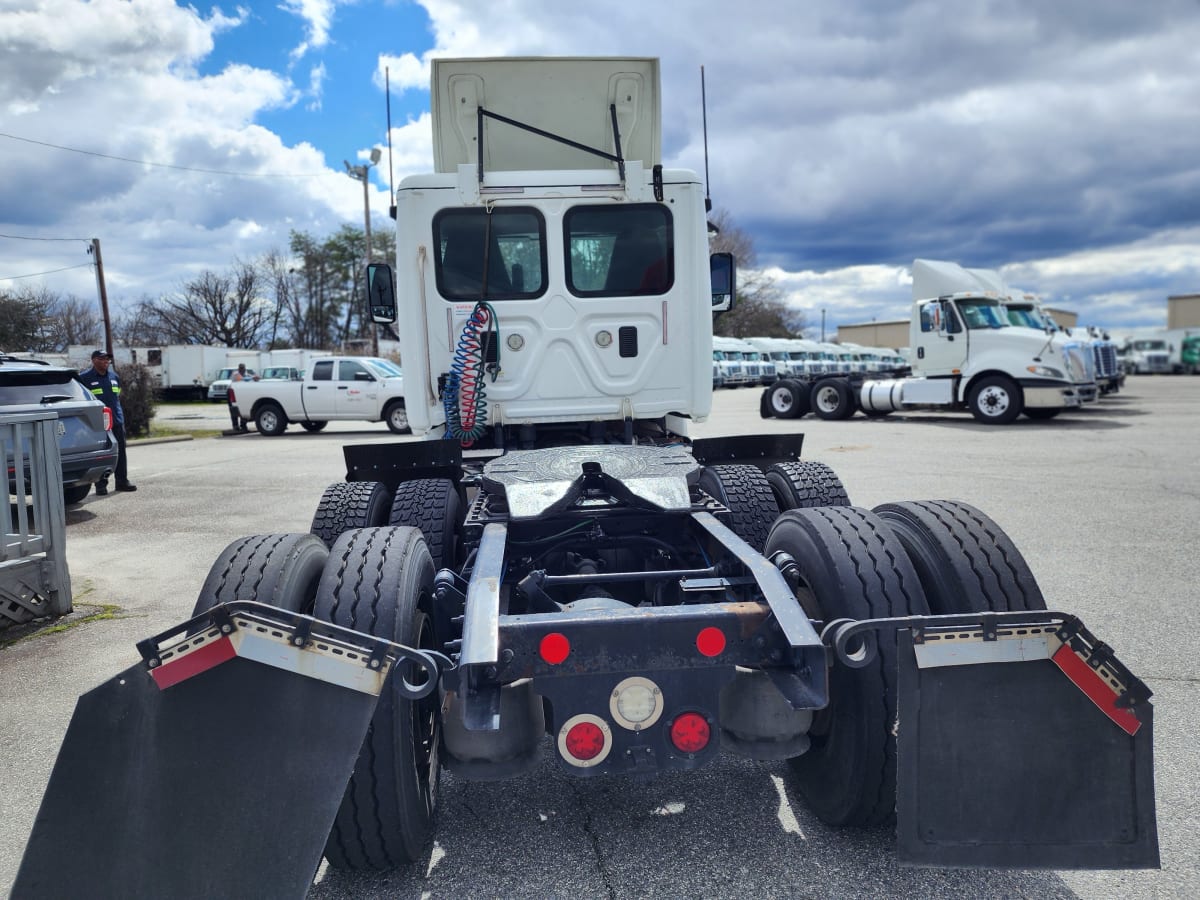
xmin=569 ymin=781 xmax=616 ymax=899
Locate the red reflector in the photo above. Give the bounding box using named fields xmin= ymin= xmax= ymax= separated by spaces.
xmin=669 ymin=712 xmax=711 ymax=754
xmin=564 ymin=721 xmax=606 ymax=761
xmin=1052 ymin=643 xmax=1142 ymax=736
xmin=539 ymin=632 xmax=570 ymax=665
xmin=696 ymin=626 xmax=726 ymax=657
xmin=150 ymin=636 xmax=236 ymax=690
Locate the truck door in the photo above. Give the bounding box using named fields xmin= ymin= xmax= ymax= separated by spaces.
xmin=334 ymin=359 xmax=379 ymax=416
xmin=914 ymin=299 xmax=968 ymax=375
xmin=303 ymin=360 xmax=339 ymax=418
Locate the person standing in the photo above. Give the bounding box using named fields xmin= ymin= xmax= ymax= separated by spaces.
xmin=228 ymin=362 xmax=257 ymax=432
xmin=79 ymin=350 xmax=136 ymax=495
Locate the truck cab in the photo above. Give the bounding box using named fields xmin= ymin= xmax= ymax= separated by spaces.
xmin=379 ymin=58 xmax=731 ymax=448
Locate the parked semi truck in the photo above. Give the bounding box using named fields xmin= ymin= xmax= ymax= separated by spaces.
xmin=762 ymin=259 xmax=1096 ymax=423
xmin=15 ymin=58 xmax=1157 ymax=897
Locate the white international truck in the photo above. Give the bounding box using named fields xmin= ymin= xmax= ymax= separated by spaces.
xmin=14 ymin=58 xmax=1158 ymax=897
xmin=762 ymin=259 xmax=1096 ymax=423
xmin=228 ymin=355 xmax=407 ymax=434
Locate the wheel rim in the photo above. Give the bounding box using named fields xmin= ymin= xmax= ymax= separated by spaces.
xmin=815 ymin=386 xmax=840 ymax=413
xmin=261 ymin=410 xmax=279 ymax=431
xmin=771 ymin=387 xmax=793 ymax=415
xmin=977 ymin=385 xmax=1011 ymax=418
xmin=410 ymin=612 xmax=440 ymax=810
xmin=390 ymin=405 xmax=408 ymax=431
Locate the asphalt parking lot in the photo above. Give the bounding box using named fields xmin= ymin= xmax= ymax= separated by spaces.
xmin=2 ymin=376 xmax=1197 ymax=899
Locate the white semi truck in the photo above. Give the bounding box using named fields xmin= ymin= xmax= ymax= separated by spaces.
xmin=14 ymin=58 xmax=1157 ymax=896
xmin=763 ymin=259 xmax=1096 ymax=423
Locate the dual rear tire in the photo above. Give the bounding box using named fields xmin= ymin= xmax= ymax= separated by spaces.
xmin=768 ymin=499 xmax=1046 ymax=826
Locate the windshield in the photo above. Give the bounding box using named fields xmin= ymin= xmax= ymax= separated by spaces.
xmin=957 ymin=299 xmax=1008 ymax=330
xmin=1133 ymin=340 xmax=1167 ymax=351
xmin=1005 ymin=306 xmax=1046 ymax=329
xmin=365 ymin=358 xmax=403 ymax=377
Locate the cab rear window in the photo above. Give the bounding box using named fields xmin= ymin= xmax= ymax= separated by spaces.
xmin=565 ymin=204 xmax=674 ymax=297
xmin=434 ymin=207 xmax=547 ymax=301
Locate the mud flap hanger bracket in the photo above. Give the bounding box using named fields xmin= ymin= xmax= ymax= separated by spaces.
xmin=823 ymin=610 xmax=1153 ymax=716
xmin=135 ymin=600 xmax=452 ymax=701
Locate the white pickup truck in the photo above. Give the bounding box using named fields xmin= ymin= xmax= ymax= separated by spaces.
xmin=229 ymin=356 xmax=409 ymax=435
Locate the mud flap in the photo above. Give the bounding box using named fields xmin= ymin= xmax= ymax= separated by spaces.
xmin=14 ymin=603 xmax=437 ymax=900
xmin=894 ymin=622 xmax=1159 ymax=869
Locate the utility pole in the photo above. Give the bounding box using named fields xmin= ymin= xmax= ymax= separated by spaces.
xmin=821 ymin=308 xmax=827 ymax=343
xmin=345 ymin=148 xmax=382 ymax=356
xmin=89 ymin=239 xmax=113 ymax=355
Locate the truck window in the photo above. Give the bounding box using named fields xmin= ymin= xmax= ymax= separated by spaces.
xmin=339 ymin=360 xmax=372 ymax=381
xmin=956 ymin=299 xmax=1004 ymax=330
xmin=312 ymin=360 xmax=334 ymax=381
xmin=433 ymin=207 xmax=546 ymax=301
xmin=564 ymin=204 xmax=673 ymax=297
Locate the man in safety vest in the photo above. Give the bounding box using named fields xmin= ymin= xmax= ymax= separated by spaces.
xmin=78 ymin=350 xmax=137 ymax=495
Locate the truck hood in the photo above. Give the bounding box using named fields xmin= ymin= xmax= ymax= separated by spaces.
xmin=969 ymin=329 xmax=1091 ymax=384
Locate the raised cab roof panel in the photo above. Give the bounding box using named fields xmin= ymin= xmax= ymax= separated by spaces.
xmin=912 ymin=258 xmax=1006 ymax=302
xmin=431 ymin=57 xmax=661 ymax=174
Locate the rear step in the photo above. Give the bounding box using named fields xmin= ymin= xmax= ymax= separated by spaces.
xmin=828 ymin=612 xmax=1159 ymax=869
xmin=13 ymin=603 xmax=442 ymax=900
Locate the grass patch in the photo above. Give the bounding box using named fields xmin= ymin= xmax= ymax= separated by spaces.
xmin=138 ymin=424 xmax=223 ymax=440
xmin=1 ymin=601 xmax=128 ymax=649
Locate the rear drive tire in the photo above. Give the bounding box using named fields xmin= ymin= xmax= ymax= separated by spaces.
xmin=388 ymin=478 xmax=462 ymax=570
xmin=811 ymin=378 xmax=857 ymax=420
xmin=311 ymin=481 xmax=392 ymax=548
xmin=873 ymin=500 xmax=1046 ymax=613
xmin=300 ymin=420 xmax=329 ymax=432
xmin=385 ymin=401 xmax=411 ymax=434
xmin=255 ymin=402 xmax=288 ymax=436
xmin=192 ymin=532 xmax=328 ymax=617
xmin=767 ymin=380 xmax=808 ymax=419
xmin=765 ymin=460 xmax=850 ymax=511
xmin=967 ymin=375 xmax=1022 ymax=424
xmin=765 ymin=507 xmax=929 ymax=826
xmin=316 ymin=527 xmax=440 ymax=869
xmin=698 ymin=464 xmax=780 ymax=552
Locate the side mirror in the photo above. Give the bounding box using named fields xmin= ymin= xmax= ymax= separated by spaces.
xmin=710 ymin=252 xmax=736 ymax=312
xmin=368 ymin=263 xmax=397 ymax=324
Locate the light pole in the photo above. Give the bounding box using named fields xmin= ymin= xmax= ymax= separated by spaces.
xmin=344 ymin=147 xmax=382 ymax=355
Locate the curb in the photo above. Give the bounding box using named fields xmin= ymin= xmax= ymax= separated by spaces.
xmin=128 ymin=435 xmax=194 ymax=446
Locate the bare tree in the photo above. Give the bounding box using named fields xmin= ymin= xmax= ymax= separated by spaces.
xmin=139 ymin=261 xmax=271 ymax=347
xmin=0 ymin=285 xmax=55 ymax=351
xmin=47 ymin=294 xmax=102 ymax=349
xmin=708 ymin=209 xmax=805 ymax=338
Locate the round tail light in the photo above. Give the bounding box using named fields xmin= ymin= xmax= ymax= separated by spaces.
xmin=669 ymin=712 xmax=711 ymax=754
xmin=609 ymin=676 xmax=663 ymax=731
xmin=558 ymin=713 xmax=612 ymax=768
xmin=539 ymin=632 xmax=570 ymax=665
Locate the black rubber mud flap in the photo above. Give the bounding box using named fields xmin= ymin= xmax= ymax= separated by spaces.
xmin=14 ymin=650 xmax=380 ymax=899
xmin=895 ymin=629 xmax=1159 ymax=870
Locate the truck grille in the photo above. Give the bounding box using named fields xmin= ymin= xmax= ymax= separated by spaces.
xmin=1094 ymin=343 xmax=1118 ymax=379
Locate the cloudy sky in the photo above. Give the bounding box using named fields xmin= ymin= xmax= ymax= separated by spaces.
xmin=2 ymin=0 xmax=1199 ymax=340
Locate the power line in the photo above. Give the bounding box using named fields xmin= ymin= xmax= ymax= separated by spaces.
xmin=0 ymin=131 xmax=333 ymax=178
xmin=0 ymin=263 xmax=94 ymax=281
xmin=0 ymin=233 xmax=91 ymax=243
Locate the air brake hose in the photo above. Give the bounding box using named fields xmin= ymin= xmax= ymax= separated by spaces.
xmin=444 ymin=300 xmax=500 ymax=444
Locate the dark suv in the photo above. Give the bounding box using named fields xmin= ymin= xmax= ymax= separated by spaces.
xmin=1 ymin=356 xmax=118 ymax=504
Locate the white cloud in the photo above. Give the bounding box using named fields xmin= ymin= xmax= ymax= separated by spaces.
xmin=3 ymin=0 xmax=1199 ymax=335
